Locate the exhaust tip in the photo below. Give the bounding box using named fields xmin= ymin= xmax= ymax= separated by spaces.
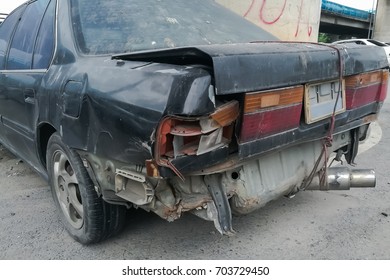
xmin=307 ymin=167 xmax=376 ymax=190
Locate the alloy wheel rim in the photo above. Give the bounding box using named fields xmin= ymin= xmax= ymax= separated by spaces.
xmin=52 ymin=150 xmax=84 ymax=229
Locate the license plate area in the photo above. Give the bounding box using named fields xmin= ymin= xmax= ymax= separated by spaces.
xmin=304 ymin=79 xmax=346 ymax=124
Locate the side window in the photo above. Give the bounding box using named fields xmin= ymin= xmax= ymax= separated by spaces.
xmin=33 ymin=0 xmax=55 ymax=69
xmin=7 ymin=0 xmax=50 ymax=70
xmin=0 ymin=7 xmax=24 ymax=70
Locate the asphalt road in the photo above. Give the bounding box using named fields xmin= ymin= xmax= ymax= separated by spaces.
xmin=0 ymin=88 xmax=389 ymax=260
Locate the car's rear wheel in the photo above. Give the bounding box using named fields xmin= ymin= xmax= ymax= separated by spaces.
xmin=47 ymin=133 xmax=126 ymax=244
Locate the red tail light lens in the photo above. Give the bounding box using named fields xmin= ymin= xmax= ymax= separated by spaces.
xmin=241 ymin=105 xmax=302 ymax=142
xmin=379 ymin=70 xmax=389 ymax=102
xmin=240 ymin=86 xmax=304 ymax=143
xmin=345 ymin=70 xmax=388 ymax=109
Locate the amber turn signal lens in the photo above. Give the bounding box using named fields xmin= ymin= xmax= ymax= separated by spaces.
xmin=211 ymin=100 xmax=239 ymax=126
xmin=345 ymin=70 xmax=386 ymax=88
xmin=244 ymin=86 xmax=304 ymax=113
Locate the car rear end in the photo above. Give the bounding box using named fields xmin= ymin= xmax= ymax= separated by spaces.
xmin=111 ymin=42 xmax=388 ymax=234
xmin=68 ymin=0 xmax=390 ymax=237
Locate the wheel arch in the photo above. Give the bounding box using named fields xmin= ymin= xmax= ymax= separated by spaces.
xmin=37 ymin=122 xmax=57 ymax=168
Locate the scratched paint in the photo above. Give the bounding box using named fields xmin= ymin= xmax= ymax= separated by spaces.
xmin=216 ymin=0 xmax=321 ymax=42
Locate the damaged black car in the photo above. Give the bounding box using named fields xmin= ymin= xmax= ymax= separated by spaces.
xmin=0 ymin=0 xmax=388 ymax=244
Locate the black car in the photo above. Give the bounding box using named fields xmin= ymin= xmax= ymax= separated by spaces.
xmin=0 ymin=0 xmax=388 ymax=244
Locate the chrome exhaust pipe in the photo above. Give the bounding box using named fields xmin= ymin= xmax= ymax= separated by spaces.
xmin=306 ymin=167 xmax=376 ymax=191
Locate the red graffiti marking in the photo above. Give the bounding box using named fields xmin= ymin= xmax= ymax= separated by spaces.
xmin=243 ymin=0 xmax=256 ymax=18
xmin=243 ymin=0 xmax=314 ymax=38
xmin=294 ymin=0 xmax=313 ymax=37
xmin=260 ymin=0 xmax=287 ymax=24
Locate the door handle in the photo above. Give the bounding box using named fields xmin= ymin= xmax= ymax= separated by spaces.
xmin=24 ymin=89 xmax=36 ymax=104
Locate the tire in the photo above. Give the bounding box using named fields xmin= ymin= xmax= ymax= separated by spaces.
xmin=46 ymin=133 xmax=126 ymax=244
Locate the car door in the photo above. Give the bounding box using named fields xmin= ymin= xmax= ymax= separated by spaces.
xmin=0 ymin=0 xmax=55 ymax=167
xmin=0 ymin=5 xmax=26 ymax=144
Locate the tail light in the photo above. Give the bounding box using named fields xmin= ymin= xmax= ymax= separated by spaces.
xmin=240 ymin=86 xmax=304 ymax=142
xmin=345 ymin=69 xmax=388 ymax=109
xmin=155 ymin=101 xmax=239 ymax=167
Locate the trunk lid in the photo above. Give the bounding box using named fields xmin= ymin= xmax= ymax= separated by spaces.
xmin=113 ymin=42 xmax=389 ymax=95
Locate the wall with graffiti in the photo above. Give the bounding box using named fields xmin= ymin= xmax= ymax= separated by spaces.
xmin=216 ymin=0 xmax=321 ymax=42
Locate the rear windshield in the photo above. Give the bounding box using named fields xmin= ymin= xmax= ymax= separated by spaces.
xmin=70 ymin=0 xmax=276 ymax=55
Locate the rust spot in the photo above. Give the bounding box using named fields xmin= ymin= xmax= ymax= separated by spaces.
xmin=146 ymin=159 xmax=160 ymax=177
xmin=362 ymin=114 xmax=378 ymax=124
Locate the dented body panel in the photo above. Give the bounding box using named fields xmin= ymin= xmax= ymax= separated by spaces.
xmin=0 ymin=0 xmax=388 ymax=236
xmin=116 ymin=43 xmax=388 ymax=95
